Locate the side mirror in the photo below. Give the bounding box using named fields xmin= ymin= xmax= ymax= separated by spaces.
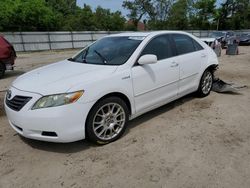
xmin=138 ymin=54 xmax=157 ymax=65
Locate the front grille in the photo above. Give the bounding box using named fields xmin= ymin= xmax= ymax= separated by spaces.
xmin=6 ymin=95 xmax=32 ymax=111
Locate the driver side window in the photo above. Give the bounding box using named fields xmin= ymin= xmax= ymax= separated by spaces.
xmin=141 ymin=35 xmax=175 ymax=61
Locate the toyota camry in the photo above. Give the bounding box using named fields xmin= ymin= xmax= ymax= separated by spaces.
xmin=5 ymin=31 xmax=218 ymax=144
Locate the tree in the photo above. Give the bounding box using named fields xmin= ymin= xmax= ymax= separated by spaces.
xmin=62 ymin=4 xmax=95 ymax=31
xmin=0 ymin=0 xmax=126 ymax=31
xmin=167 ymin=0 xmax=189 ymax=29
xmin=147 ymin=0 xmax=174 ymax=29
xmin=0 ymin=0 xmax=15 ymax=31
xmin=46 ymin=0 xmax=77 ymax=15
xmin=109 ymin=11 xmax=126 ymax=31
xmin=122 ymin=0 xmax=154 ymax=29
xmin=150 ymin=0 xmax=174 ymax=21
xmin=45 ymin=0 xmax=78 ymax=30
xmin=92 ymin=6 xmax=126 ymax=31
xmin=123 ymin=0 xmax=178 ymax=30
xmin=0 ymin=0 xmax=59 ymax=31
xmin=189 ymin=0 xmax=216 ymax=30
xmin=2 ymin=0 xmax=249 ymax=32
xmin=217 ymin=0 xmax=250 ymax=30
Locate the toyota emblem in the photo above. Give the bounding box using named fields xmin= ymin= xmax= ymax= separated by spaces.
xmin=7 ymin=90 xmax=12 ymax=100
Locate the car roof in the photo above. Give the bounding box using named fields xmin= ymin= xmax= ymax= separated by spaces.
xmin=107 ymin=31 xmax=189 ymax=38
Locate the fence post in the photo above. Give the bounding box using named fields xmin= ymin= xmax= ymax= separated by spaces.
xmin=48 ymin=32 xmax=52 ymax=50
xmin=90 ymin=31 xmax=94 ymax=42
xmin=71 ymin=31 xmax=74 ymax=49
xmin=20 ymin=32 xmax=26 ymax=52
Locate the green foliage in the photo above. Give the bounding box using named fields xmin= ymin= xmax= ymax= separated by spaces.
xmin=0 ymin=0 xmax=15 ymax=31
xmin=0 ymin=0 xmax=58 ymax=31
xmin=217 ymin=0 xmax=250 ymax=30
xmin=0 ymin=0 xmax=126 ymax=31
xmin=108 ymin=11 xmax=126 ymax=31
xmin=62 ymin=4 xmax=95 ymax=31
xmin=123 ymin=0 xmax=250 ymax=30
xmin=189 ymin=0 xmax=216 ymax=29
xmin=46 ymin=0 xmax=77 ymax=16
xmin=122 ymin=0 xmax=154 ymax=28
xmin=93 ymin=6 xmax=125 ymax=31
xmin=147 ymin=0 xmax=174 ymax=30
xmin=1 ymin=0 xmax=250 ymax=31
xmin=167 ymin=0 xmax=189 ymax=29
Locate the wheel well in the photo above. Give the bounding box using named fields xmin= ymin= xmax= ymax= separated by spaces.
xmin=206 ymin=64 xmax=218 ymax=74
xmin=95 ymin=92 xmax=132 ymax=115
xmin=197 ymin=64 xmax=218 ymax=89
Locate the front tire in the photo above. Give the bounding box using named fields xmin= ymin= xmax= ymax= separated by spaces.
xmin=86 ymin=97 xmax=129 ymax=145
xmin=197 ymin=70 xmax=213 ymax=97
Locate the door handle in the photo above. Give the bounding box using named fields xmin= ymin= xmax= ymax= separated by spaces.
xmin=171 ymin=62 xmax=179 ymax=67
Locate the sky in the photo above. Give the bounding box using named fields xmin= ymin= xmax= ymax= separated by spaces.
xmin=77 ymin=0 xmax=128 ymax=15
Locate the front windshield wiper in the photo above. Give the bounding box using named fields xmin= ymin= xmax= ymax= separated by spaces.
xmin=68 ymin=58 xmax=74 ymax=61
xmin=67 ymin=47 xmax=89 ymax=63
xmin=94 ymin=50 xmax=108 ymax=64
xmin=81 ymin=47 xmax=89 ymax=63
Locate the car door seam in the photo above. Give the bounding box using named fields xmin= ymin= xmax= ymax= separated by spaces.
xmin=134 ymin=79 xmax=179 ymax=97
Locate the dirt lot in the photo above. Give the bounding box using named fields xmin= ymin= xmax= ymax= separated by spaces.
xmin=0 ymin=47 xmax=250 ymax=188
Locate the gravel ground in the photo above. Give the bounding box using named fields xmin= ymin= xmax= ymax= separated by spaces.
xmin=0 ymin=47 xmax=250 ymax=188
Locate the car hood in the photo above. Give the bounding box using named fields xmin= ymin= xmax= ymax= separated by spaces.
xmin=12 ymin=60 xmax=118 ymax=95
xmin=201 ymin=37 xmax=216 ymax=43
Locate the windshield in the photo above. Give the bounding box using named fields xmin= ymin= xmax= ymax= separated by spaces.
xmin=209 ymin=32 xmax=225 ymax=38
xmin=70 ymin=36 xmax=143 ymax=65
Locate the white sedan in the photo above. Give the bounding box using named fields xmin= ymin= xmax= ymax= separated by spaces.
xmin=4 ymin=31 xmax=219 ymax=144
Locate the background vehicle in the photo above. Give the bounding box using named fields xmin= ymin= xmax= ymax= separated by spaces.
xmin=0 ymin=35 xmax=16 ymax=78
xmin=5 ymin=31 xmax=219 ymax=144
xmin=200 ymin=38 xmax=221 ymax=57
xmin=237 ymin=33 xmax=250 ymax=45
xmin=209 ymin=31 xmax=236 ymax=49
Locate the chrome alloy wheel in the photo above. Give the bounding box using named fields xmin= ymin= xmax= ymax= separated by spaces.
xmin=93 ymin=103 xmax=126 ymax=140
xmin=201 ymin=71 xmax=213 ymax=95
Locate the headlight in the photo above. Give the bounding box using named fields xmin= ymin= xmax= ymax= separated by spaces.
xmin=32 ymin=91 xmax=84 ymax=110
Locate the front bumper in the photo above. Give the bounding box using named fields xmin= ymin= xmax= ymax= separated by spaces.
xmin=4 ymin=87 xmax=95 ymax=143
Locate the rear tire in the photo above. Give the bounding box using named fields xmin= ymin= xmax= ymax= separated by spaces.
xmin=86 ymin=97 xmax=129 ymax=145
xmin=197 ymin=70 xmax=213 ymax=97
xmin=0 ymin=63 xmax=5 ymax=79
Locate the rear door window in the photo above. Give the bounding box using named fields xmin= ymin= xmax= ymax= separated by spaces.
xmin=172 ymin=34 xmax=196 ymax=55
xmin=192 ymin=39 xmax=204 ymax=51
